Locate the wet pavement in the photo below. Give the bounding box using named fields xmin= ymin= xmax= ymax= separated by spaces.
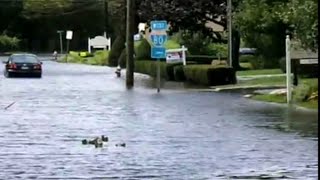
xmin=0 ymin=57 xmax=318 ymax=179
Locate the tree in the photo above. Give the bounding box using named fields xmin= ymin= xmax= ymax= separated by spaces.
xmin=234 ymin=0 xmax=289 ymax=63
xmin=0 ymin=0 xmax=23 ymax=34
xmin=274 ymin=0 xmax=318 ymax=51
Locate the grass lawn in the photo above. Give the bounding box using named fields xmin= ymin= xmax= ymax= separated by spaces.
xmin=252 ymin=94 xmax=286 ymax=103
xmin=239 ymin=76 xmax=286 ymax=86
xmin=237 ymin=69 xmax=283 ymax=76
xmin=252 ymin=94 xmax=318 ymax=109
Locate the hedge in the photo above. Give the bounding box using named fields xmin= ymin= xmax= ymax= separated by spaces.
xmin=186 ymin=55 xmax=227 ymax=64
xmin=134 ymin=60 xmax=168 ymax=79
xmin=134 ymin=61 xmax=237 ymax=86
xmin=184 ymin=65 xmax=236 ymax=86
xmin=173 ymin=65 xmax=185 ymax=81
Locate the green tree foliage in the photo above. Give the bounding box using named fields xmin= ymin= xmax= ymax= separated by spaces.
xmin=234 ymin=0 xmax=287 ymax=60
xmin=235 ymin=0 xmax=318 ymax=58
xmin=137 ymin=0 xmax=226 ymax=42
xmin=274 ymin=0 xmax=318 ymax=51
xmin=0 ymin=0 xmax=23 ymax=33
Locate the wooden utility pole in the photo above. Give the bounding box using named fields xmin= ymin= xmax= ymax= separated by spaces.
xmin=126 ymin=0 xmax=135 ymax=88
xmin=227 ymin=0 xmax=232 ymax=67
xmin=104 ymin=0 xmax=108 ymax=37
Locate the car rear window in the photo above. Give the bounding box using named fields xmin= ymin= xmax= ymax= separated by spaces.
xmin=11 ymin=55 xmax=39 ymax=63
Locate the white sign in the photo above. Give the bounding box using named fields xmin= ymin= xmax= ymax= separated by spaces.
xmin=300 ymin=58 xmax=318 ymax=64
xmin=88 ymin=36 xmax=111 ymax=53
xmin=166 ymin=52 xmax=182 ymax=63
xmin=166 ymin=46 xmax=188 ymax=65
xmin=66 ymin=30 xmax=73 ymax=40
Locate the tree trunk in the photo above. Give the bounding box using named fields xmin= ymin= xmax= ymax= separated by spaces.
xmin=232 ymin=28 xmax=241 ymax=70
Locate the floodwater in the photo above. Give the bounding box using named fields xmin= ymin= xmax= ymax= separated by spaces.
xmin=0 ymin=58 xmax=318 ymax=179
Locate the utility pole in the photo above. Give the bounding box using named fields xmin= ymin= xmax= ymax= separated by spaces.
xmin=103 ymin=0 xmax=108 ymax=37
xmin=227 ymin=0 xmax=232 ymax=67
xmin=57 ymin=30 xmax=63 ymax=54
xmin=126 ymin=0 xmax=135 ymax=88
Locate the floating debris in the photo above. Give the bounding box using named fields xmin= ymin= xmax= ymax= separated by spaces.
xmin=4 ymin=102 xmax=16 ymax=110
xmin=115 ymin=143 xmax=126 ymax=147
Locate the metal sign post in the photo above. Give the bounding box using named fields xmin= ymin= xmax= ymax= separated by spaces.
xmin=150 ymin=20 xmax=168 ymax=93
xmin=285 ymin=35 xmax=291 ymax=104
xmin=57 ymin=30 xmax=63 ymax=54
xmin=66 ymin=30 xmax=73 ymax=63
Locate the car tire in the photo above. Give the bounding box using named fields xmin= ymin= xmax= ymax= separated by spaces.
xmin=4 ymin=71 xmax=13 ymax=78
xmin=35 ymin=73 xmax=42 ymax=78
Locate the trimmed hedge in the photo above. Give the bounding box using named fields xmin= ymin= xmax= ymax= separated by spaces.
xmin=184 ymin=65 xmax=236 ymax=86
xmin=134 ymin=60 xmax=168 ymax=79
xmin=173 ymin=65 xmax=185 ymax=81
xmin=186 ymin=55 xmax=227 ymax=64
xmin=135 ymin=61 xmax=237 ymax=86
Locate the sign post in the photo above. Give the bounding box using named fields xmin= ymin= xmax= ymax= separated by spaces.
xmin=57 ymin=30 xmax=63 ymax=54
xmin=285 ymin=35 xmax=291 ymax=104
xmin=66 ymin=30 xmax=73 ymax=63
xmin=150 ymin=20 xmax=168 ymax=93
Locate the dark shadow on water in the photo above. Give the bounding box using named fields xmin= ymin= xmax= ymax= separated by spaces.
xmin=243 ymin=103 xmax=318 ymax=138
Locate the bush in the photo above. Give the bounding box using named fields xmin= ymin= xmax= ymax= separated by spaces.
xmin=206 ymin=43 xmax=228 ymax=57
xmin=239 ymin=55 xmax=256 ymax=63
xmin=293 ymin=79 xmax=318 ymax=102
xmin=0 ymin=35 xmax=20 ymax=52
xmin=134 ymin=60 xmax=168 ymax=79
xmin=87 ymin=50 xmax=109 ymax=65
xmin=183 ymin=65 xmax=236 ymax=86
xmin=174 ymin=65 xmax=186 ymax=81
xmin=249 ymin=56 xmax=280 ymax=69
xmin=135 ymin=38 xmax=151 ymax=60
xmin=166 ymin=62 xmax=183 ymax=80
xmin=186 ymin=55 xmax=227 ymax=64
xmin=172 ymin=31 xmax=213 ymax=55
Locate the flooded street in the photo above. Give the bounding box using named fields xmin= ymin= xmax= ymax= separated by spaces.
xmin=0 ymin=58 xmax=318 ymax=179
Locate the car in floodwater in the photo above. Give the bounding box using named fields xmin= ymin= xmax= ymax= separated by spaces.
xmin=3 ymin=53 xmax=42 ymax=78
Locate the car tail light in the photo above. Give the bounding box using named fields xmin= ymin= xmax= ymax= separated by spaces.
xmin=34 ymin=64 xmax=41 ymax=69
xmin=9 ymin=63 xmax=17 ymax=69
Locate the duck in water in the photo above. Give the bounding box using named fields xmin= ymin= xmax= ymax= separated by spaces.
xmin=82 ymin=135 xmax=108 ymax=148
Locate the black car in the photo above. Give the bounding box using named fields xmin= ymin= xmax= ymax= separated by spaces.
xmin=3 ymin=54 xmax=42 ymax=78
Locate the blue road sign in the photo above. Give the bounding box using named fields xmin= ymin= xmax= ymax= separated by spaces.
xmin=150 ymin=34 xmax=167 ymax=47
xmin=151 ymin=47 xmax=166 ymax=59
xmin=150 ymin=21 xmax=168 ymax=31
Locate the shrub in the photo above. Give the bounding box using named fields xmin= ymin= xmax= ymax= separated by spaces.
xmin=135 ymin=38 xmax=151 ymax=60
xmin=293 ymin=79 xmax=318 ymax=102
xmin=239 ymin=55 xmax=256 ymax=63
xmin=134 ymin=60 xmax=168 ymax=79
xmin=186 ymin=55 xmax=227 ymax=64
xmin=206 ymin=43 xmax=228 ymax=57
xmin=173 ymin=31 xmax=213 ymax=55
xmin=166 ymin=62 xmax=183 ymax=80
xmin=183 ymin=65 xmax=236 ymax=86
xmin=87 ymin=50 xmax=109 ymax=65
xmin=174 ymin=65 xmax=186 ymax=81
xmin=249 ymin=55 xmax=280 ymax=69
xmin=0 ymin=35 xmax=20 ymax=52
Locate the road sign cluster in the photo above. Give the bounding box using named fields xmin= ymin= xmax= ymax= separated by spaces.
xmin=150 ymin=20 xmax=168 ymax=59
